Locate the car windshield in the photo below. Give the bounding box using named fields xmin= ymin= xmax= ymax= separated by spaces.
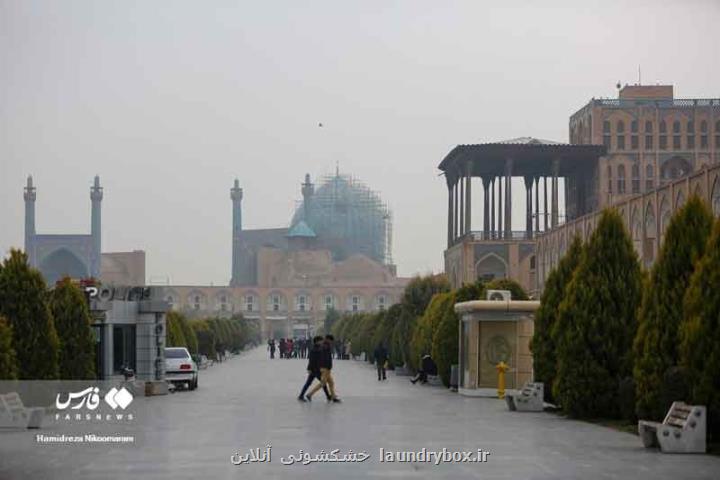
xmin=165 ymin=348 xmax=189 ymax=359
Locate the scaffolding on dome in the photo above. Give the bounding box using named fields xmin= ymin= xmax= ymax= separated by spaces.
xmin=290 ymin=171 xmax=393 ymax=265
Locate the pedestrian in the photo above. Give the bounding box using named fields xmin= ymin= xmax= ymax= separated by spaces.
xmin=346 ymin=340 xmax=352 ymax=360
xmin=298 ymin=336 xmax=331 ymax=402
xmin=410 ymin=354 xmax=437 ymax=384
xmin=374 ymin=342 xmax=388 ymax=381
xmin=286 ymin=338 xmax=294 ymax=359
xmin=268 ymin=339 xmax=276 ymax=359
xmin=306 ymin=335 xmax=341 ymax=403
xmin=279 ymin=338 xmax=286 ymax=359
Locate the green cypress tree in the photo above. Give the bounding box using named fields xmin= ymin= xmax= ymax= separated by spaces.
xmin=0 ymin=316 xmax=18 ymax=379
xmin=0 ymin=249 xmax=59 ymax=379
xmin=411 ymin=292 xmax=453 ymax=371
xmin=553 ymin=209 xmax=642 ymax=418
xmin=50 ymin=278 xmax=96 ymax=379
xmin=431 ymin=280 xmax=484 ymax=387
xmin=165 ymin=311 xmax=188 ymax=348
xmin=634 ymin=197 xmax=713 ymax=420
xmin=531 ymin=236 xmax=583 ymax=403
xmin=679 ymin=217 xmax=720 ymax=439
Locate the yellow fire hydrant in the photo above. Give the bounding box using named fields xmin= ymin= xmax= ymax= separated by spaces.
xmin=496 ymin=361 xmax=509 ymax=399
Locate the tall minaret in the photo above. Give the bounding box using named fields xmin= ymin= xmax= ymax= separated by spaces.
xmin=24 ymin=175 xmax=37 ymax=262
xmin=90 ymin=175 xmax=103 ymax=278
xmin=301 ymin=173 xmax=314 ymax=221
xmin=230 ymin=179 xmax=243 ymax=285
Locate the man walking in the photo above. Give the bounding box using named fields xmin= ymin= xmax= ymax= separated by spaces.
xmin=306 ymin=335 xmax=341 ymax=403
xmin=374 ymin=342 xmax=389 ymax=381
xmin=298 ymin=336 xmax=331 ymax=402
xmin=268 ymin=339 xmax=276 ymax=359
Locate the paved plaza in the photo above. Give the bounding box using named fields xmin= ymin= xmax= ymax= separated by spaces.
xmin=1 ymin=347 xmax=719 ymax=480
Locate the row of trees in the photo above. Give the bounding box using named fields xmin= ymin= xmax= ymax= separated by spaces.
xmin=0 ymin=248 xmax=261 ymax=380
xmin=0 ymin=249 xmax=95 ymax=379
xmin=532 ymin=197 xmax=720 ymax=438
xmin=166 ymin=310 xmax=260 ymax=360
xmin=329 ymin=275 xmax=527 ymax=386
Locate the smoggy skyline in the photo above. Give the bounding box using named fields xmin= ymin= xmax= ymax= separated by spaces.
xmin=2 ymin=0 xmax=719 ymax=284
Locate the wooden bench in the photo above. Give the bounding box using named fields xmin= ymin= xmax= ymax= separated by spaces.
xmin=506 ymin=382 xmax=544 ymax=412
xmin=638 ymin=401 xmax=706 ymax=453
xmin=0 ymin=392 xmax=45 ymax=429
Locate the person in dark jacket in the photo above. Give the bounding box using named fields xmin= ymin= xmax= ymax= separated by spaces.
xmin=374 ymin=343 xmax=389 ymax=381
xmin=306 ymin=335 xmax=341 ymax=402
xmin=268 ymin=339 xmax=276 ymax=359
xmin=410 ymin=354 xmax=437 ymax=384
xmin=298 ymin=336 xmax=330 ymax=401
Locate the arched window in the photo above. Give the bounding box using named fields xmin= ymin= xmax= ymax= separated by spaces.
xmin=616 ymin=120 xmax=626 ymax=149
xmin=701 ymin=120 xmax=709 ymax=149
xmin=645 ymin=120 xmax=653 ymax=133
xmin=618 ymin=164 xmax=626 ymax=194
xmin=646 ymin=164 xmax=654 ymax=190
xmin=603 ymin=121 xmax=611 ymax=148
xmin=632 ymin=164 xmax=640 ymax=193
xmin=673 ymin=120 xmax=682 ymax=150
xmin=659 ymin=120 xmax=668 ymax=150
xmin=244 ymin=293 xmax=256 ymax=312
xmin=687 ymin=121 xmax=696 ymax=149
xmin=712 ymin=177 xmax=720 ymax=217
xmin=296 ymin=293 xmax=310 ymax=312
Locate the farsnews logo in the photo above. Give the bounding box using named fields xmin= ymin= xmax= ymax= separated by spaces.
xmin=55 ymin=386 xmax=134 ymax=422
xmin=104 ymin=387 xmax=133 ymax=410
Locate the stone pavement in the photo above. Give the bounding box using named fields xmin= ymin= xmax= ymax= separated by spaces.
xmin=1 ymin=346 xmax=719 ymax=480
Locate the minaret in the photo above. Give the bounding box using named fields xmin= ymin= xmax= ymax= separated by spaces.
xmin=24 ymin=176 xmax=37 ymax=262
xmin=230 ymin=179 xmax=243 ymax=285
xmin=90 ymin=175 xmax=103 ymax=278
xmin=301 ymin=173 xmax=314 ymax=220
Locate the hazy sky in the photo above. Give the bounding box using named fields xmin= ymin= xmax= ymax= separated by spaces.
xmin=2 ymin=0 xmax=719 ymax=284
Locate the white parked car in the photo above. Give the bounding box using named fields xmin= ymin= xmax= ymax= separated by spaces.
xmin=164 ymin=347 xmax=198 ymax=390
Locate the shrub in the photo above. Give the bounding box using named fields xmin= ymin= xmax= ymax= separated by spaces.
xmin=50 ymin=278 xmax=96 ymax=379
xmin=0 ymin=249 xmax=59 ymax=379
xmin=633 ymin=197 xmax=714 ymax=420
xmin=553 ymin=209 xmax=642 ymax=419
xmin=531 ymin=236 xmax=583 ymax=403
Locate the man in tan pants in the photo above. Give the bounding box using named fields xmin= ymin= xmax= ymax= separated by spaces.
xmin=306 ymin=335 xmax=341 ymax=403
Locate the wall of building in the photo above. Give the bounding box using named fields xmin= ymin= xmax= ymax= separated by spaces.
xmin=570 ymin=98 xmax=720 ymax=210
xmin=101 ymin=251 xmax=146 ymax=285
xmin=536 ymin=164 xmax=720 ymax=292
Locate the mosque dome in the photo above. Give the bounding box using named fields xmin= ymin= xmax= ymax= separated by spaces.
xmin=290 ymin=172 xmax=391 ymax=264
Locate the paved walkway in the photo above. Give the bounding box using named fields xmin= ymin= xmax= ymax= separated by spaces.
xmin=1 ymin=346 xmax=719 ymax=479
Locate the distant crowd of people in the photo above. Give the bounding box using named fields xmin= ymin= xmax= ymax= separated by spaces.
xmin=266 ymin=337 xmax=356 ymax=360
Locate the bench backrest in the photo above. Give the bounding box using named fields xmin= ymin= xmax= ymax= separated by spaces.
xmin=521 ymin=382 xmax=543 ymax=397
xmin=662 ymin=402 xmax=695 ymax=429
xmin=1 ymin=392 xmax=25 ymax=414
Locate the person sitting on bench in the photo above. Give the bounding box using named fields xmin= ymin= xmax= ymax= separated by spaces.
xmin=411 ymin=354 xmax=437 ymax=384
